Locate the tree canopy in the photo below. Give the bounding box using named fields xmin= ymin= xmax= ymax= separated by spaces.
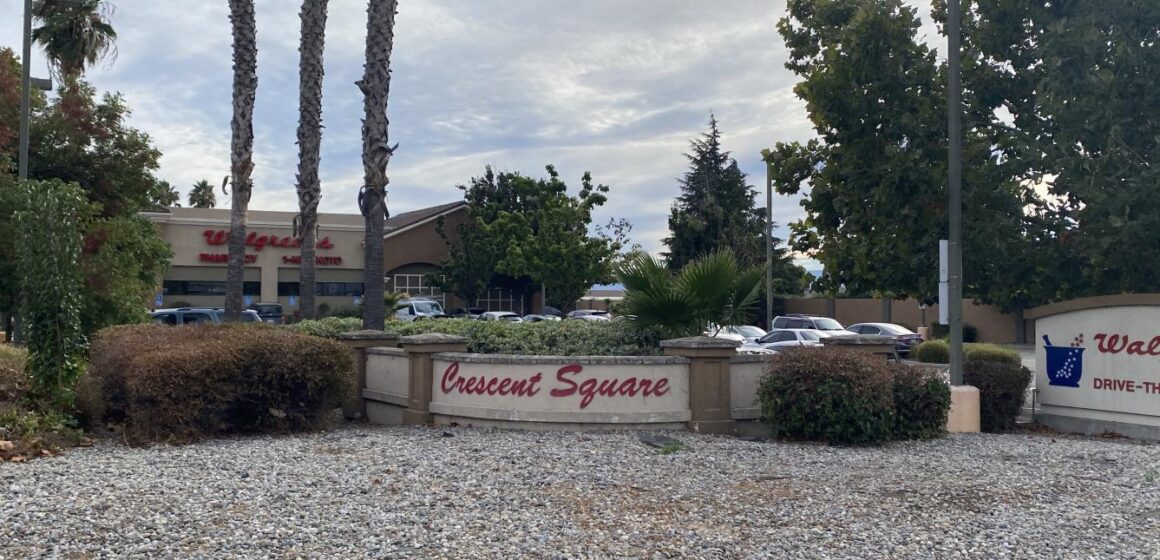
xmin=436 ymin=165 xmax=625 ymax=312
xmin=666 ymin=116 xmax=807 ymax=296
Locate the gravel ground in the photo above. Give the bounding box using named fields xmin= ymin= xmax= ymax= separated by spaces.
xmin=3 ymin=425 xmax=1158 ymax=559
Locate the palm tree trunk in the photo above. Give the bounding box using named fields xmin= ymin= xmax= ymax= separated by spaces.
xmin=224 ymin=0 xmax=258 ymax=320
xmin=357 ymin=0 xmax=398 ymax=331
xmin=296 ymin=0 xmax=328 ymax=320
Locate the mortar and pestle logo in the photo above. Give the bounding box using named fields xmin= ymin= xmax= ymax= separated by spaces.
xmin=1043 ymin=334 xmax=1084 ymax=388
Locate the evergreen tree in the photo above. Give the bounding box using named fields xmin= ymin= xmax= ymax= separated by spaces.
xmin=665 ymin=115 xmax=805 ymax=294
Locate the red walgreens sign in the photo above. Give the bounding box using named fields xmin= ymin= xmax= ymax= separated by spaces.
xmin=202 ymin=229 xmax=334 ymax=251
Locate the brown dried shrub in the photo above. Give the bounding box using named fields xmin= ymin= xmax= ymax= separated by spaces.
xmin=78 ymin=323 xmax=351 ymax=445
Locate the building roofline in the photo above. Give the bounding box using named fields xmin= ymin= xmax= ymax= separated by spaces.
xmin=383 ymin=201 xmax=467 ymax=239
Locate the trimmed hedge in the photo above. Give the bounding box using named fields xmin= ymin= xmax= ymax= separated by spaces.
xmin=759 ymin=349 xmax=951 ymax=444
xmin=759 ymin=349 xmax=898 ymax=445
xmin=291 ymin=317 xmax=665 ymax=356
xmin=892 ymin=366 xmax=952 ymax=440
xmin=913 ymin=340 xmax=1020 ymax=366
xmin=964 ymin=360 xmax=1032 ymax=432
xmin=78 ymin=324 xmax=352 ymax=445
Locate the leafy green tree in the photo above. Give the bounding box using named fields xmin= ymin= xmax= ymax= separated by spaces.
xmin=435 ymin=165 xmax=624 ymax=313
xmin=617 ymin=250 xmax=764 ymax=338
xmin=187 ymin=179 xmax=216 ymax=208
xmin=959 ymin=0 xmax=1160 ymax=297
xmin=766 ymin=0 xmax=1028 ymax=308
xmin=79 ymin=216 xmax=172 ymax=335
xmin=14 ymin=179 xmax=88 ymax=406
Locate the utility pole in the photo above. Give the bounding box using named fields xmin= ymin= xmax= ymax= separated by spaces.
xmin=19 ymin=0 xmax=33 ymax=181
xmin=947 ymin=0 xmax=964 ymax=385
xmin=765 ymin=161 xmax=774 ymax=330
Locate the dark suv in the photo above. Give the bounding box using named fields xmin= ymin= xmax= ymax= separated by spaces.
xmin=151 ymin=307 xmax=260 ymax=325
xmin=771 ymin=314 xmax=854 ymax=335
xmin=247 ymin=302 xmax=285 ymax=325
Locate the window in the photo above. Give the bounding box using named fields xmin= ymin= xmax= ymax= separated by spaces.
xmin=800 ymin=331 xmax=822 ymax=342
xmin=475 ymin=288 xmax=522 ymax=312
xmin=164 ymin=280 xmax=260 ymax=296
xmin=392 ymin=274 xmax=444 ymax=305
xmin=318 ymin=282 xmax=363 ymax=297
xmin=278 ymin=282 xmax=299 ymax=297
xmin=153 ymin=313 xmax=177 ymax=326
xmin=861 ymin=325 xmax=882 ymax=335
xmin=181 ymin=312 xmax=213 ymax=325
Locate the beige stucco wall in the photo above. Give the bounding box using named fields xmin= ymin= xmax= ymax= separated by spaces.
xmin=427 ymin=355 xmax=691 ymax=425
xmin=366 ymin=347 xmax=410 ymax=399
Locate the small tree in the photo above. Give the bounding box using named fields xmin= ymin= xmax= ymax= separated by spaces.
xmin=617 ymin=249 xmax=763 ymax=338
xmin=14 ymin=179 xmax=88 ymax=405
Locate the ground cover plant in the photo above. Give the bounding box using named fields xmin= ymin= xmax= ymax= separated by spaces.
xmin=78 ymin=324 xmax=351 ymax=445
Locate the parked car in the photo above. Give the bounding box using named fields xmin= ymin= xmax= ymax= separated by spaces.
xmin=522 ymin=314 xmax=561 ymax=322
xmin=771 ymin=314 xmax=856 ymax=336
xmin=480 ymin=311 xmax=523 ymax=322
xmin=394 ymin=298 xmax=445 ymax=322
xmin=846 ymin=323 xmax=924 ymax=357
xmin=757 ymin=328 xmax=826 ymax=350
xmin=246 ymin=302 xmax=285 ymax=325
xmin=738 ymin=343 xmax=777 ymax=355
xmin=151 ymin=307 xmax=260 ymax=325
xmin=707 ymin=324 xmax=767 ymax=344
xmin=567 ymin=309 xmax=611 ymax=321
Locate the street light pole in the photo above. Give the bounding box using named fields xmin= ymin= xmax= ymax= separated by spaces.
xmin=19 ymin=0 xmax=33 ymax=181
xmin=765 ymin=161 xmax=773 ymax=330
xmin=947 ymin=0 xmax=964 ymax=385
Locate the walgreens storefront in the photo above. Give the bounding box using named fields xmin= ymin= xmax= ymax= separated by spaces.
xmin=144 ymin=208 xmax=367 ymax=315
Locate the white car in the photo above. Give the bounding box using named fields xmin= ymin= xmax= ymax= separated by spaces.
xmin=567 ymin=309 xmax=611 ymax=321
xmin=738 ymin=343 xmax=777 ymax=355
xmin=707 ymin=325 xmax=767 ymax=344
xmin=756 ymin=328 xmax=827 ymax=350
xmin=480 ymin=311 xmax=523 ymax=322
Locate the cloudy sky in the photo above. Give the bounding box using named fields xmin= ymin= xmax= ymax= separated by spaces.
xmin=1 ymin=0 xmax=943 ymax=263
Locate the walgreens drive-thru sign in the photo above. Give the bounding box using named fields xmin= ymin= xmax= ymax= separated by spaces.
xmin=1037 ymin=306 xmax=1160 ymax=425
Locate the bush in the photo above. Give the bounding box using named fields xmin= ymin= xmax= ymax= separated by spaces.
xmin=892 ymin=366 xmax=951 ymax=440
xmin=914 ymin=340 xmax=949 ymax=363
xmin=914 ymin=340 xmax=1021 ymax=366
xmin=964 ymin=343 xmax=1021 ymax=366
xmin=930 ymin=322 xmax=978 ymax=343
xmin=329 ymin=305 xmax=362 ymax=318
xmin=78 ymin=323 xmax=352 ymax=445
xmin=291 ymin=317 xmax=666 ymax=356
xmin=964 ymin=360 xmax=1031 ymax=432
xmin=0 ymin=345 xmax=29 ymax=403
xmin=759 ymin=349 xmax=896 ymax=445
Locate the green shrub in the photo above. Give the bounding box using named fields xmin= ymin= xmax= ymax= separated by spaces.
xmin=78 ymin=323 xmax=352 ymax=445
xmin=0 ymin=345 xmax=29 ymax=404
xmin=291 ymin=317 xmax=666 ymax=356
xmin=930 ymin=322 xmax=978 ymax=343
xmin=759 ymin=349 xmax=896 ymax=445
xmin=964 ymin=343 xmax=1021 ymax=366
xmin=964 ymin=360 xmax=1031 ymax=433
xmin=913 ymin=340 xmax=1021 ymax=367
xmin=329 ymin=305 xmax=362 ymax=318
xmin=914 ymin=340 xmax=949 ymax=363
xmin=892 ymin=366 xmax=951 ymax=440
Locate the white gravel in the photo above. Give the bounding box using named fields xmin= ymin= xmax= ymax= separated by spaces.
xmin=2 ymin=424 xmax=1158 ymax=559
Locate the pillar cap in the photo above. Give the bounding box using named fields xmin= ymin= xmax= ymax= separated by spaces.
xmin=400 ymin=332 xmax=469 ymax=346
xmin=660 ymin=336 xmax=740 ymax=349
xmin=338 ymin=329 xmax=399 ymax=341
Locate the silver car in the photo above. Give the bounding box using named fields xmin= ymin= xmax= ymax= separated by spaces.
xmin=394 ymin=298 xmax=445 ymax=322
xmin=756 ymin=329 xmax=826 ymax=350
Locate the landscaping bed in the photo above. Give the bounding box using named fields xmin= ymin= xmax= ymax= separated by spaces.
xmin=2 ymin=425 xmax=1157 ymax=559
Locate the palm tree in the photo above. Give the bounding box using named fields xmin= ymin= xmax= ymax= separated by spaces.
xmin=188 ymin=179 xmax=216 ymax=208
xmin=294 ymin=0 xmax=328 ymax=320
xmin=616 ymin=249 xmax=764 ymax=338
xmin=356 ymin=0 xmax=398 ymax=330
xmin=223 ymin=0 xmax=258 ymax=321
xmin=31 ymin=0 xmax=117 ymax=83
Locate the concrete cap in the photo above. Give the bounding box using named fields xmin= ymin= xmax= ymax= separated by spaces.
xmin=400 ymin=332 xmax=470 ymax=345
xmin=338 ymin=329 xmax=400 ymax=341
xmin=660 ymin=336 xmax=741 ymax=349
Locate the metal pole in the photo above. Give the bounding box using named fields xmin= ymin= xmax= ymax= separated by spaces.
xmin=765 ymin=162 xmax=774 ymax=329
xmin=19 ymin=0 xmax=33 ymax=181
xmin=947 ymin=0 xmax=964 ymax=386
